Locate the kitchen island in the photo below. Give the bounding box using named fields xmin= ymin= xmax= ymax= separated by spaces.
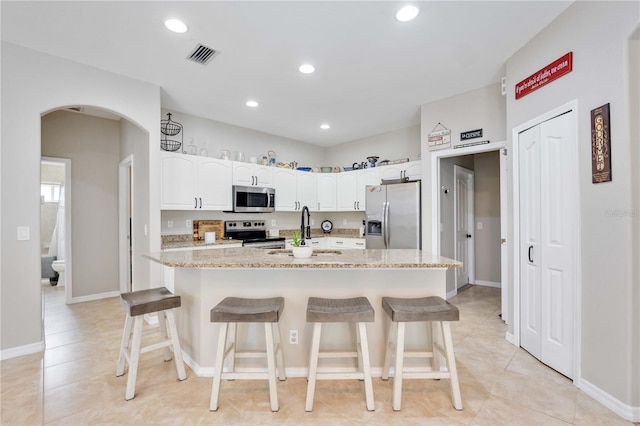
xmin=145 ymin=247 xmax=461 ymax=377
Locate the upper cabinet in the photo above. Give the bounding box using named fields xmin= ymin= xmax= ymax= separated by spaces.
xmin=316 ymin=173 xmax=337 ymax=211
xmin=160 ymin=152 xmax=232 ymax=210
xmin=233 ymin=162 xmax=273 ymax=187
xmin=336 ymin=168 xmax=380 ymax=211
xmin=378 ymin=160 xmax=422 ymax=181
xmin=273 ymin=169 xmax=317 ymax=211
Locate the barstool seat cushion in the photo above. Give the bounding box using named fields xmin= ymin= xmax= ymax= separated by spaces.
xmin=382 ymin=296 xmax=459 ymax=322
xmin=210 ymin=297 xmax=284 ymax=323
xmin=120 ymin=287 xmax=181 ymax=317
xmin=307 ymin=297 xmax=374 ymax=323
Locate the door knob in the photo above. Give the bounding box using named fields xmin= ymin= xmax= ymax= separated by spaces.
xmin=466 ymin=234 xmax=472 ymax=238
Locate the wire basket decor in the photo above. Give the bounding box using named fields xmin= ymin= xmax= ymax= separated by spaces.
xmin=160 ymin=112 xmax=183 ymax=152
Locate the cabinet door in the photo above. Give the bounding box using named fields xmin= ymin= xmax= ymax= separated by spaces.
xmin=336 ymin=172 xmax=358 ymax=211
xmin=356 ymin=168 xmax=380 ymax=210
xmin=253 ymin=165 xmax=273 ymax=187
xmin=297 ymin=171 xmax=317 ymax=211
xmin=232 ymin=162 xmax=254 ymax=186
xmin=198 ymin=157 xmax=232 ymax=210
xmin=316 ymin=173 xmax=336 ymax=211
xmin=378 ymin=164 xmax=405 ymax=180
xmin=273 ymin=168 xmax=297 ymax=211
xmin=404 ymin=161 xmax=422 ymax=180
xmin=160 ymin=152 xmax=197 ymax=209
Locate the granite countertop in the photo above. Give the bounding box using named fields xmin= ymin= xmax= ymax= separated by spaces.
xmin=161 ymin=229 xmax=363 ymax=250
xmin=145 ymin=247 xmax=462 ymax=269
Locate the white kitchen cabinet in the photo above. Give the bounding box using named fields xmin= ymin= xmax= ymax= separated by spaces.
xmin=233 ymin=162 xmax=273 ymax=187
xmin=336 ymin=168 xmax=379 ymax=211
xmin=329 ymin=237 xmax=366 ymax=249
xmin=378 ymin=160 xmax=421 ymax=181
xmin=160 ymin=152 xmax=232 ymax=210
xmin=316 ymin=173 xmax=337 ymax=211
xmin=285 ymin=238 xmax=326 ymax=249
xmin=274 ymin=169 xmax=317 ymax=211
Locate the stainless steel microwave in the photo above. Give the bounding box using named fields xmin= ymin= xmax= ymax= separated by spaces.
xmin=231 ymin=185 xmax=275 ymax=213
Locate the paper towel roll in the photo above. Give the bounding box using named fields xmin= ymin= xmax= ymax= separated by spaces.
xmin=204 ymin=232 xmax=216 ymax=243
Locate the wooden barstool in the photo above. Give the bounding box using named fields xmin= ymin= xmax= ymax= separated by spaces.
xmin=116 ymin=287 xmax=186 ymax=400
xmin=305 ymin=296 xmax=375 ymax=412
xmin=209 ymin=297 xmax=286 ymax=412
xmin=381 ymin=296 xmax=462 ymax=411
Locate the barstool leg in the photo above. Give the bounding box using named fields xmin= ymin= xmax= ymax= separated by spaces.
xmin=272 ymin=323 xmax=286 ymax=381
xmin=125 ymin=316 xmax=144 ymax=400
xmin=264 ymin=323 xmax=279 ymax=412
xmin=305 ymin=322 xmax=322 ymax=412
xmin=355 ymin=322 xmax=363 ymax=374
xmin=382 ymin=320 xmax=397 ymax=380
xmin=442 ymin=321 xmax=462 ymax=410
xmin=158 ymin=311 xmax=173 ymax=362
xmin=357 ymin=322 xmax=375 ymax=411
xmin=210 ymin=322 xmax=228 ymax=411
xmin=165 ymin=309 xmax=186 ymax=380
xmin=392 ymin=321 xmax=406 ymax=411
xmin=226 ymin=322 xmax=237 ymax=376
xmin=116 ymin=314 xmax=133 ymax=377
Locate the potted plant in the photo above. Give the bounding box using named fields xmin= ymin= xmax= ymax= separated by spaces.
xmin=291 ymin=231 xmax=313 ymax=259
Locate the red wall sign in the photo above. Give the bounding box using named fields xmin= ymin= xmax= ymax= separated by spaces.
xmin=515 ymin=52 xmax=573 ymax=99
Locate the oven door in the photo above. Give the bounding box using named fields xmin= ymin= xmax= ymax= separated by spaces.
xmin=232 ymin=185 xmax=275 ymax=213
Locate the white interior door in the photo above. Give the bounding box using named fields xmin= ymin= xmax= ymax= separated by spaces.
xmin=454 ymin=166 xmax=474 ymax=290
xmin=500 ymin=148 xmax=508 ymax=322
xmin=519 ymin=111 xmax=575 ymax=379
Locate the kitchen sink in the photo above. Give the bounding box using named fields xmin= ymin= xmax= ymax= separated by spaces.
xmin=266 ymin=249 xmax=342 ymax=256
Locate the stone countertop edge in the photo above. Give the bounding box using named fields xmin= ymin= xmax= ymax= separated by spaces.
xmin=161 ymin=238 xmax=242 ymax=250
xmin=145 ymin=247 xmax=462 ymax=269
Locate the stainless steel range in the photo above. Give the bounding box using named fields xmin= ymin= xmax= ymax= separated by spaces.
xmin=224 ymin=220 xmax=285 ymax=249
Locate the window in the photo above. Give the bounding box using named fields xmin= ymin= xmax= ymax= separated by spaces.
xmin=41 ymin=183 xmax=61 ymax=203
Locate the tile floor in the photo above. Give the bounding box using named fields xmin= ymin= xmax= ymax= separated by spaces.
xmin=1 ymin=284 xmax=635 ymax=425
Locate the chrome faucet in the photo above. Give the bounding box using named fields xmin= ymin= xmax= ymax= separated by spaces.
xmin=300 ymin=205 xmax=311 ymax=245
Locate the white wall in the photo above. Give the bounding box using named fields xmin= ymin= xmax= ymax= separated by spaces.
xmin=161 ymin=109 xmax=324 ymax=168
xmin=505 ymin=0 xmax=639 ymax=412
xmin=119 ymin=119 xmax=150 ymax=290
xmin=1 ymin=42 xmax=160 ymax=353
xmin=324 ymin=125 xmax=420 ymax=170
xmin=42 ymin=111 xmax=120 ymax=298
xmin=420 ymin=83 xmax=506 ymax=267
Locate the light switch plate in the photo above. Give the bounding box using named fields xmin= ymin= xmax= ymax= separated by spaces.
xmin=167 ymin=220 xmax=173 ymax=228
xmin=17 ymin=226 xmax=30 ymax=241
xmin=477 ymin=222 xmax=483 ymax=230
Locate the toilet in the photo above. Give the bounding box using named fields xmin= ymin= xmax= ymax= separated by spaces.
xmin=51 ymin=260 xmax=65 ymax=286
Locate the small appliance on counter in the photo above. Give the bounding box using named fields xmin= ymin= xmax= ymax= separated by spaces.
xmin=224 ymin=220 xmax=285 ymax=249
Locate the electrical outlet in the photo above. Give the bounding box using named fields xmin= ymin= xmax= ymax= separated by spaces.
xmin=271 ymin=219 xmax=276 ymax=226
xmin=342 ymin=218 xmax=347 ymax=225
xmin=477 ymin=222 xmax=483 ymax=230
xmin=186 ymin=220 xmax=192 ymax=228
xmin=311 ymin=219 xmax=315 ymax=226
xmin=289 ymin=329 xmax=298 ymax=344
xmin=167 ymin=220 xmax=173 ymax=228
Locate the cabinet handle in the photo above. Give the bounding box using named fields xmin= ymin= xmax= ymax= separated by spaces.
xmin=336 ymin=241 xmax=343 ymax=244
xmin=528 ymin=245 xmax=533 ymax=263
xmin=354 ymin=201 xmax=357 ymax=210
xmin=194 ymin=197 xmax=198 ymax=209
xmin=317 ymin=202 xmax=320 ymax=210
xmin=199 ymin=197 xmax=203 ymax=209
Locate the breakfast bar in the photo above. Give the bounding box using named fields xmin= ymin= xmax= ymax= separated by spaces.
xmin=145 ymin=247 xmax=461 ymax=377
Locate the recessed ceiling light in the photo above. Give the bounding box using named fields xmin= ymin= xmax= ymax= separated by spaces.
xmin=164 ymin=18 xmax=188 ymax=33
xmin=299 ymin=64 xmax=315 ymax=74
xmin=320 ymin=123 xmax=331 ymax=130
xmin=246 ymin=100 xmax=259 ymax=108
xmin=396 ymin=5 xmax=419 ymax=22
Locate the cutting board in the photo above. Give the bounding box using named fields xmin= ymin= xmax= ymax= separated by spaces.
xmin=193 ymin=220 xmax=224 ymax=241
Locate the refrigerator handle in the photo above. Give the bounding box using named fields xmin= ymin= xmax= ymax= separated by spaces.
xmin=383 ymin=201 xmax=390 ymax=249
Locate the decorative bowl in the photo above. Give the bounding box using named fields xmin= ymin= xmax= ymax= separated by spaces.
xmin=297 ymin=167 xmax=312 ymax=172
xmin=321 ymin=166 xmax=333 ymax=173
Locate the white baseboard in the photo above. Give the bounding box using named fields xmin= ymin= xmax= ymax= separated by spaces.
xmin=505 ymin=332 xmax=516 ymax=346
xmin=0 ymin=341 xmax=44 ymax=361
xmin=68 ymin=290 xmax=120 ymax=304
xmin=475 ymin=280 xmax=501 ymax=288
xmin=578 ymin=378 xmax=640 ymax=422
xmin=446 ymin=289 xmax=457 ymax=299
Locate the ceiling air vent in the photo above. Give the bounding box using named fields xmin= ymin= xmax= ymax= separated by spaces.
xmin=187 ymin=44 xmax=219 ymax=65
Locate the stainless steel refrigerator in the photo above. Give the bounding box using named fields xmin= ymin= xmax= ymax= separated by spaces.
xmin=365 ymin=181 xmax=421 ymax=249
